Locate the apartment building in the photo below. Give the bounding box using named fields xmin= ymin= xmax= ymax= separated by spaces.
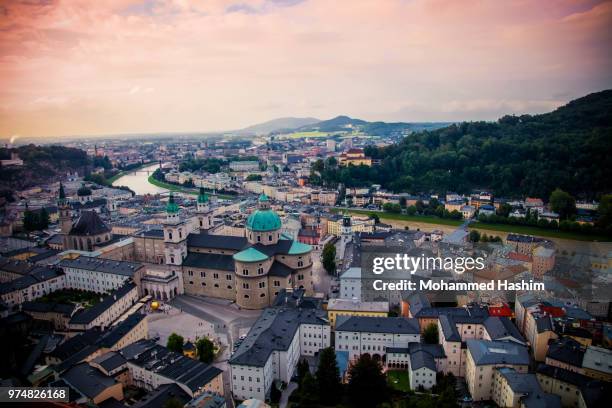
xmin=465 ymin=339 xmax=530 ymax=402
xmin=492 ymin=367 xmax=560 ymax=408
xmin=0 ymin=266 xmax=65 ymax=307
xmin=334 ymin=316 xmax=420 ymax=361
xmin=68 ymin=281 xmax=139 ymax=331
xmin=59 ymin=256 xmax=145 ymax=294
xmin=229 ymin=306 xmax=330 ymax=401
xmin=121 ymin=339 xmax=224 ymax=398
xmin=326 ymin=298 xmax=389 ymax=329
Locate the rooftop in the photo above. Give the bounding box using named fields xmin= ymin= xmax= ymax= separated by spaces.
xmin=69 ymin=210 xmax=111 ymax=236
xmin=466 ymin=339 xmax=529 ymax=366
xmin=230 ymin=306 xmax=327 ymax=367
xmin=335 ymin=316 xmax=420 ymax=335
xmin=59 ymin=256 xmax=144 ymax=276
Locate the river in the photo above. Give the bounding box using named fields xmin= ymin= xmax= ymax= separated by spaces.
xmin=112 ymin=163 xmax=167 ymax=195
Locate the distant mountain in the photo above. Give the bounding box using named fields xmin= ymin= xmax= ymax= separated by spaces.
xmin=295 ymin=115 xmax=367 ymax=132
xmin=294 ymin=115 xmax=452 ymax=136
xmin=238 ymin=117 xmax=320 ymax=135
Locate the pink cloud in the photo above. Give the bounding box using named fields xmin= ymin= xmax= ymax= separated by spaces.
xmin=0 ymin=0 xmax=610 ymax=137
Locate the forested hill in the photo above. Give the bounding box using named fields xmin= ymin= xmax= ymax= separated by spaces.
xmin=313 ymin=90 xmax=612 ymax=199
xmin=0 ymin=145 xmax=90 ymax=192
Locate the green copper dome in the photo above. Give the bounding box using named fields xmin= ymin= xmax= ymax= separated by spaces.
xmin=246 ymin=209 xmax=282 ymax=232
xmin=166 ymin=192 xmax=179 ymax=214
xmin=245 ymin=193 xmax=280 ymax=232
xmin=197 ymin=187 xmax=209 ymax=204
xmin=233 ymin=247 xmax=269 ymax=263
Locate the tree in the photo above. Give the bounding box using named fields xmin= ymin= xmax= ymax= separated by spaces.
xmin=383 ymin=202 xmax=401 ymax=213
xmin=406 ymin=205 xmax=417 ymax=215
xmin=299 ymin=372 xmax=319 ymax=406
xmin=399 ymin=196 xmax=407 ymax=208
xmin=39 ymin=208 xmax=50 ymax=230
xmin=270 ymin=382 xmax=282 ymax=404
xmin=415 ymin=200 xmax=425 ymax=214
xmin=423 ymin=323 xmax=439 ymax=344
xmin=322 ymin=243 xmax=336 ymax=275
xmin=297 ymin=358 xmax=310 ymax=385
xmin=316 ymin=347 xmax=342 ymax=405
xmin=497 ymin=202 xmax=512 ymax=217
xmin=23 ymin=210 xmax=38 ymax=232
xmin=597 ymin=194 xmax=612 ymax=229
xmin=468 ymin=230 xmax=480 ymax=243
xmin=196 ymin=337 xmax=215 ymax=363
xmin=549 ymin=188 xmax=576 ymax=220
xmin=167 ymin=333 xmax=184 ymax=353
xmin=370 ymin=213 xmax=380 ymax=223
xmin=246 ymin=174 xmax=262 ymax=181
xmin=163 ymin=398 xmax=184 ymax=408
xmin=347 ymin=354 xmax=389 ymax=408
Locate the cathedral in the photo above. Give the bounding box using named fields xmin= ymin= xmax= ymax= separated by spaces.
xmin=138 ymin=190 xmax=314 ymax=309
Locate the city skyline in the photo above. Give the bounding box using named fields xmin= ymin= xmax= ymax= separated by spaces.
xmin=1 ymin=0 xmax=611 ymax=138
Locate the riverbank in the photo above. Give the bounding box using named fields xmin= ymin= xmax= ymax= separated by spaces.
xmin=107 ymin=161 xmax=156 ymax=184
xmin=147 ymin=174 xmax=235 ymax=199
xmin=342 ymin=209 xmax=610 ymax=242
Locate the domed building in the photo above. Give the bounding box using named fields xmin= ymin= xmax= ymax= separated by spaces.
xmin=233 ymin=194 xmax=313 ymax=309
xmin=176 ymin=194 xmax=314 ymax=309
xmin=63 ymin=210 xmax=113 ymax=251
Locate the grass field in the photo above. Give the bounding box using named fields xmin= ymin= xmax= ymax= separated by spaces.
xmin=147 ymin=175 xmax=234 ymax=199
xmin=340 ymin=209 xmax=464 ymax=227
xmin=340 ymin=208 xmax=610 ymax=242
xmin=387 ymin=370 xmax=410 ymax=392
xmin=281 ymin=131 xmax=329 ymax=139
xmin=469 ymin=222 xmax=611 ymax=242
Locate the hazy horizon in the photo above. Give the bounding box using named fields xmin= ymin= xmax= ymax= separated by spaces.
xmin=1 ymin=0 xmax=611 ymax=139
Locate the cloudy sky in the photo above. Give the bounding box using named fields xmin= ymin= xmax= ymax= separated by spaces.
xmin=1 ymin=0 xmax=611 ymax=138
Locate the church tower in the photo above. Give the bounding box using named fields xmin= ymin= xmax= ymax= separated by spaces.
xmin=196 ymin=187 xmax=212 ymax=232
xmin=163 ymin=192 xmax=187 ymax=266
xmin=57 ymin=182 xmax=72 ymax=234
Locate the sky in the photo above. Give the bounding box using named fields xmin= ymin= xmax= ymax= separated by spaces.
xmin=0 ymin=0 xmax=611 ymax=139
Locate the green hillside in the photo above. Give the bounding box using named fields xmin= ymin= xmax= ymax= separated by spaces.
xmin=312 ymin=90 xmax=612 ymax=200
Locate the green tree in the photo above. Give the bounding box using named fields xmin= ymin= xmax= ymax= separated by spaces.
xmin=270 ymin=382 xmax=282 ymax=404
xmin=415 ymin=200 xmax=425 ymax=214
xmin=196 ymin=337 xmax=215 ymax=363
xmin=163 ymin=398 xmax=184 ymax=408
xmin=406 ymin=205 xmax=417 ymax=215
xmin=23 ymin=210 xmax=38 ymax=232
xmin=316 ymin=347 xmax=342 ymax=405
xmin=347 ymin=354 xmax=389 ymax=408
xmin=39 ymin=208 xmax=50 ymax=230
xmin=383 ymin=202 xmax=401 ymax=213
xmin=423 ymin=323 xmax=439 ymax=344
xmin=549 ymin=188 xmax=576 ymax=220
xmin=246 ymin=174 xmax=262 ymax=181
xmin=297 ymin=358 xmax=310 ymax=385
xmin=497 ymin=203 xmax=512 ymax=217
xmin=167 ymin=333 xmax=184 ymax=353
xmin=596 ymin=194 xmax=612 ymax=229
xmin=299 ymin=371 xmax=319 ymax=406
xmin=370 ymin=213 xmax=380 ymax=223
xmin=468 ymin=230 xmax=480 ymax=243
xmin=322 ymin=243 xmax=336 ymax=275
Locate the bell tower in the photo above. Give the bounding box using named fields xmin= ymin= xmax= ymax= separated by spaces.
xmin=163 ymin=192 xmax=187 ymax=266
xmin=57 ymin=182 xmax=72 ymax=234
xmin=196 ymin=187 xmax=212 ymax=232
